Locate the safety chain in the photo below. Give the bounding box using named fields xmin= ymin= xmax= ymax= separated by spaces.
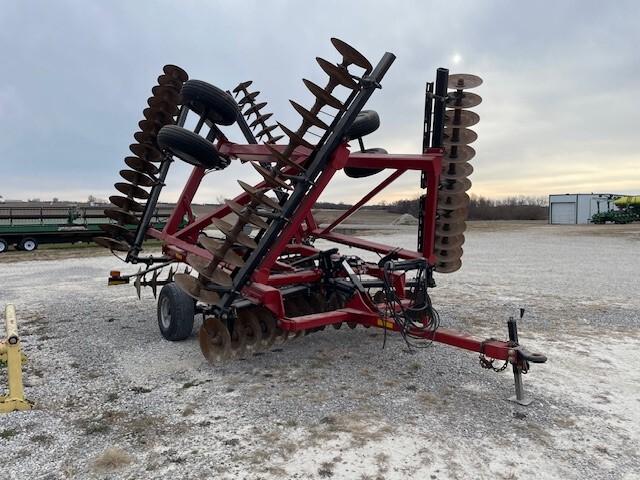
xmin=478 ymin=337 xmax=511 ymax=373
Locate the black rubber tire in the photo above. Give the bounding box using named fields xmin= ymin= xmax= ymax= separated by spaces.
xmin=0 ymin=238 xmax=7 ymax=254
xmin=344 ymin=147 xmax=388 ymax=178
xmin=346 ymin=110 xmax=380 ymax=139
xmin=157 ymin=125 xmax=228 ymax=169
xmin=181 ymin=80 xmax=237 ymax=126
xmin=19 ymin=237 xmax=38 ymax=252
xmin=157 ymin=283 xmax=195 ymax=341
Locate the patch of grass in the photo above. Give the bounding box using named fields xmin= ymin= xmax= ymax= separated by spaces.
xmin=30 ymin=433 xmax=54 ymax=445
xmin=1 ymin=429 xmax=17 ymax=439
xmin=181 ymin=380 xmax=204 ymax=389
xmin=130 ymin=386 xmax=152 ymax=394
xmin=93 ymin=447 xmax=133 ymax=471
xmin=318 ymin=461 xmax=334 ymax=477
xmin=106 ymin=392 xmax=118 ymax=402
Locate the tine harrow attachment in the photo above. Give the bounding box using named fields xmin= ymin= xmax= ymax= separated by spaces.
xmin=100 ymin=38 xmax=547 ymax=403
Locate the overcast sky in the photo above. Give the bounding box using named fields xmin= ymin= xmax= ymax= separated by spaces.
xmin=1 ymin=0 xmax=638 ymax=204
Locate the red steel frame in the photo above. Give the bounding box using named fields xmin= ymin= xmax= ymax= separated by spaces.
xmin=145 ymin=141 xmax=514 ymax=362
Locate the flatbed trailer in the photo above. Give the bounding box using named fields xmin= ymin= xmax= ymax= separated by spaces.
xmin=0 ymin=205 xmax=173 ymax=253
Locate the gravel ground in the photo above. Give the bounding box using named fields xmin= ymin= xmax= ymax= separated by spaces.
xmin=0 ymin=222 xmax=639 ymax=479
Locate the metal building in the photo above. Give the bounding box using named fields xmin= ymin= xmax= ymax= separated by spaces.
xmin=548 ymin=193 xmax=620 ymax=224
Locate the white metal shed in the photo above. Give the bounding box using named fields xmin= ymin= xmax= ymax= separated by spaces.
xmin=548 ymin=193 xmax=620 ymax=224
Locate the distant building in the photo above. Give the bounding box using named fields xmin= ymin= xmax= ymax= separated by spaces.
xmin=548 ymin=193 xmax=620 ymax=224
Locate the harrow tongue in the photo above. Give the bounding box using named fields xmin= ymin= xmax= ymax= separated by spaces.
xmin=99 ymin=38 xmax=547 ymax=405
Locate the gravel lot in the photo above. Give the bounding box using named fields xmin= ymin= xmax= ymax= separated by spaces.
xmin=1 ymin=222 xmax=639 ymax=479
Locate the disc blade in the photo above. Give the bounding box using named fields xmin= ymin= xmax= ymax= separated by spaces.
xmin=264 ymin=144 xmax=306 ymax=172
xmin=440 ymin=177 xmax=472 ymax=194
xmin=138 ymin=119 xmax=162 ymax=134
xmin=244 ymin=101 xmax=268 ymax=117
xmin=186 ymin=253 xmax=233 ymax=286
xmin=104 ymin=208 xmax=138 ymax=225
xmin=255 ymin=309 xmax=277 ymax=350
xmin=162 ymin=64 xmax=188 ymax=82
xmin=99 ymin=223 xmax=135 ymax=241
xmin=114 ymin=182 xmax=150 ymax=200
xmin=156 ymin=74 xmax=183 ymax=89
xmin=266 ymin=135 xmax=284 ymax=144
xmin=124 ymin=156 xmax=159 ymax=176
xmin=434 ymin=259 xmax=462 ymax=273
xmin=199 ymin=316 xmax=231 ymax=364
xmin=147 ymin=97 xmax=179 ymax=115
xmin=442 ymin=127 xmax=477 ymax=146
xmin=211 ymin=217 xmax=258 ymax=249
xmin=448 ymin=73 xmax=483 ymax=90
xmin=443 ymin=145 xmax=476 ymax=163
xmin=331 ymin=38 xmax=372 ymax=72
xmin=233 ymin=80 xmax=253 ymax=94
xmin=255 ymin=124 xmax=279 ymax=139
xmin=249 ymin=113 xmax=273 ymax=129
xmin=109 ymin=195 xmax=144 ymax=213
xmin=302 ymin=79 xmax=344 ymax=110
xmin=289 ymin=100 xmax=329 ymax=130
xmin=435 ymin=220 xmax=467 ymax=236
xmin=151 ymin=85 xmax=180 ymax=103
xmin=434 ymin=234 xmax=465 ymax=249
xmin=441 ymin=162 xmax=474 ymax=181
xmin=120 ymin=169 xmax=156 ymax=187
xmin=129 ymin=143 xmax=162 ymax=162
xmin=438 ymin=192 xmax=470 ymax=210
xmin=278 ymin=122 xmax=315 ymax=150
xmin=238 ymin=91 xmax=260 ymax=106
xmin=94 ymin=236 xmax=130 ymax=251
xmin=446 ymin=91 xmax=482 ymax=109
xmin=236 ymin=309 xmax=262 ymax=353
xmin=226 ymin=199 xmax=270 ymax=229
xmin=174 ymin=273 xmax=220 ymax=304
xmin=237 ymin=180 xmax=282 ymax=211
xmin=316 ymin=57 xmax=358 ymax=89
xmin=444 ymin=109 xmax=480 ymax=128
xmin=143 ymin=107 xmax=173 ymax=125
xmin=133 ymin=130 xmax=156 ymax=145
xmin=250 ymin=163 xmax=292 ymax=191
xmin=435 ymin=247 xmax=463 ymax=262
xmin=198 ymin=235 xmax=245 ymax=268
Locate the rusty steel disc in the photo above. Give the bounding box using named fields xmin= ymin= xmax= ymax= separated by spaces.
xmin=448 ymin=73 xmax=483 ymax=90
xmin=174 ymin=273 xmax=220 ymax=304
xmin=162 ymin=64 xmax=188 ymax=82
xmin=266 ymin=135 xmax=284 ymax=144
xmin=143 ymin=107 xmax=173 ymax=125
xmin=133 ymin=130 xmax=156 ymax=146
xmin=442 ymin=127 xmax=478 ymax=146
xmin=443 ymin=145 xmax=476 ymax=163
xmin=302 ymin=79 xmax=344 ymax=110
xmin=109 ymin=195 xmax=144 ymax=213
xmin=99 ymin=223 xmax=135 ymax=241
xmin=331 ymin=37 xmax=372 ymax=72
xmin=446 ymin=91 xmax=482 ymax=109
xmin=198 ymin=235 xmax=245 ymax=268
xmin=316 ymin=57 xmax=358 ymax=89
xmin=226 ymin=199 xmax=270 ymax=229
xmin=255 ymin=124 xmax=279 ymax=139
xmin=435 ymin=220 xmax=467 ymax=237
xmin=129 ymin=143 xmax=162 ymax=162
xmin=147 ymin=96 xmax=179 ymax=115
xmin=236 ymin=309 xmax=262 ymax=353
xmin=263 ymin=144 xmax=306 ymax=172
xmin=199 ymin=316 xmax=231 ymax=364
xmin=238 ymin=91 xmax=260 ymax=106
xmin=114 ymin=182 xmax=150 ymax=200
xmin=228 ymin=319 xmax=247 ymax=358
xmin=290 ymin=100 xmax=329 ymax=130
xmin=211 ymin=217 xmax=258 ymax=249
xmin=440 ymin=177 xmax=472 ymax=194
xmin=124 ymin=156 xmax=159 ymax=176
xmin=156 ymin=74 xmax=183 ymax=89
xmin=104 ymin=207 xmax=138 ymax=225
xmin=249 ymin=113 xmax=273 ymax=129
xmin=94 ymin=236 xmax=130 ymax=252
xmin=278 ymin=122 xmax=315 ymax=150
xmin=255 ymin=309 xmax=277 ymax=349
xmin=233 ymin=80 xmax=253 ymax=94
xmin=444 ymin=109 xmax=480 ymax=129
xmin=138 ymin=119 xmax=162 ymax=135
xmin=435 ymin=246 xmax=463 ymax=261
xmin=237 ymin=180 xmax=282 ymax=211
xmin=441 ymin=162 xmax=474 ymax=180
xmin=244 ymin=101 xmax=267 ymax=117
xmin=435 ymin=259 xmax=462 ymax=274
xmin=120 ymin=169 xmax=156 ymax=188
xmin=434 ymin=234 xmax=466 ymax=250
xmin=438 ymin=191 xmax=470 ymax=210
xmin=251 ymin=163 xmax=291 ymax=191
xmin=186 ymin=253 xmax=233 ymax=286
xmin=151 ymin=85 xmax=180 ymax=102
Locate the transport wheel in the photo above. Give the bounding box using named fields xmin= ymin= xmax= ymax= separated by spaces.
xmin=181 ymin=80 xmax=238 ymax=126
xmin=19 ymin=237 xmax=38 ymax=252
xmin=0 ymin=238 xmax=7 ymax=253
xmin=346 ymin=110 xmax=380 ymax=139
xmin=157 ymin=125 xmax=228 ymax=169
xmin=157 ymin=283 xmax=195 ymax=341
xmin=344 ymin=147 xmax=387 ymax=178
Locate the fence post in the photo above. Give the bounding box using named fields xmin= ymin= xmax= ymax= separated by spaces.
xmin=0 ymin=304 xmax=32 ymax=413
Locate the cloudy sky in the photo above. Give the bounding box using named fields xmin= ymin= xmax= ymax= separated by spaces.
xmin=1 ymin=0 xmax=638 ymax=204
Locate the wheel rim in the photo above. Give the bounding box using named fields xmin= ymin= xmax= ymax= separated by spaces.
xmin=160 ymin=296 xmax=171 ymax=330
xmin=23 ymin=240 xmax=36 ymax=251
xmin=0 ymin=242 xmax=6 ymax=253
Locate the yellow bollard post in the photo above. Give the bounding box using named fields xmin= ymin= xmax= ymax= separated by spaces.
xmin=0 ymin=304 xmax=32 ymax=413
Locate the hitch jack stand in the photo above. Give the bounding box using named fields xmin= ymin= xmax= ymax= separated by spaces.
xmin=508 ymin=309 xmax=532 ymax=406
